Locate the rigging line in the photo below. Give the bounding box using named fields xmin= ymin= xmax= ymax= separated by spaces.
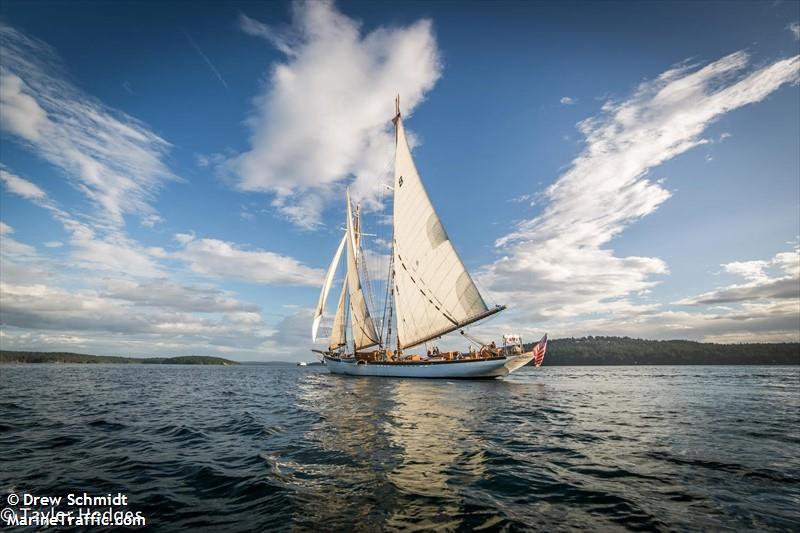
xmin=379 ymin=251 xmax=391 ymax=346
xmin=378 ymin=183 xmax=391 ymax=342
xmin=360 ymin=241 xmax=377 ymax=319
xmin=356 ymin=209 xmax=381 ymax=337
xmin=383 ymin=249 xmax=396 ymax=348
xmin=378 ymin=191 xmax=394 ymax=347
xmin=342 ymin=288 xmax=350 ymax=352
xmin=386 ymin=267 xmax=395 ymax=351
xmin=350 ymin=283 xmax=379 ymax=348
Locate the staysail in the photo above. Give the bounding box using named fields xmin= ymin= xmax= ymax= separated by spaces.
xmin=345 ymin=189 xmax=380 ymax=350
xmin=392 ymin=111 xmax=503 ymax=349
xmin=328 ymin=280 xmax=347 ymax=351
xmin=312 ymin=233 xmax=346 ymax=342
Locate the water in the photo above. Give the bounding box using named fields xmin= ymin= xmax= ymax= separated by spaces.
xmin=1 ymin=365 xmax=798 ymax=532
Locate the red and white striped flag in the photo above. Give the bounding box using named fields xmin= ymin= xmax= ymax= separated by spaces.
xmin=533 ymin=334 xmax=548 ymax=367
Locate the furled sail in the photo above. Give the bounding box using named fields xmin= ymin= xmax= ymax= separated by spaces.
xmin=345 ymin=189 xmax=380 ymax=350
xmin=392 ymin=113 xmax=502 ymax=349
xmin=312 ymin=233 xmax=346 ymax=342
xmin=328 ymin=280 xmax=347 ymax=351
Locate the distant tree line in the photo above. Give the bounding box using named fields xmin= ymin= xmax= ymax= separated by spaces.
xmin=525 ymin=336 xmax=800 ymax=365
xmin=0 ymin=351 xmax=237 ymax=365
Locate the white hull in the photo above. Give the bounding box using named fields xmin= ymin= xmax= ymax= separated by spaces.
xmin=323 ymin=352 xmax=535 ymax=379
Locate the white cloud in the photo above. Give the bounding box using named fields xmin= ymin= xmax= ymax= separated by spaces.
xmin=677 ymin=246 xmax=800 ymax=305
xmin=788 ymin=22 xmax=800 ymax=40
xmin=723 ymin=260 xmax=768 ymax=282
xmin=482 ymin=50 xmax=800 ymax=331
xmin=0 ymin=222 xmax=38 ymax=259
xmin=0 ymin=73 xmax=47 ymax=140
xmin=174 ymin=234 xmax=323 ymax=286
xmin=533 ymin=301 xmax=799 ymax=344
xmin=67 ymin=223 xmax=163 ymax=277
xmin=43 ymin=241 xmax=63 ymax=248
xmin=0 ymin=281 xmax=274 ymax=353
xmin=560 ymin=96 xmax=575 ymax=105
xmin=140 ymin=214 xmax=164 ymax=228
xmin=230 ymin=1 xmax=441 ymax=228
xmin=0 ymin=166 xmax=164 ymax=278
xmin=0 ymin=168 xmax=46 ymax=200
xmin=101 ymin=278 xmax=259 ymax=313
xmin=0 ymin=23 xmax=178 ymax=227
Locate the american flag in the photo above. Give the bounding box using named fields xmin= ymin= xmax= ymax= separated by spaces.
xmin=533 ymin=334 xmax=548 ymax=367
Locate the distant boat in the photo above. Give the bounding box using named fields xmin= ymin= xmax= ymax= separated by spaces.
xmin=311 ymin=98 xmax=547 ymax=379
xmin=296 ymin=361 xmax=325 ymax=367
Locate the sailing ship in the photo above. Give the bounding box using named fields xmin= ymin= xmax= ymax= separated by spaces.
xmin=311 ymin=98 xmax=546 ymax=378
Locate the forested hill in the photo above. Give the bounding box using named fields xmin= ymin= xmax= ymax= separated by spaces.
xmin=527 ymin=337 xmax=799 ymax=365
xmin=0 ymin=351 xmax=238 ymax=365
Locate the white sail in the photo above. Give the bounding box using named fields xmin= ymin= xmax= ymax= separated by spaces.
xmin=312 ymin=233 xmax=346 ymax=342
xmin=392 ymin=114 xmax=496 ymax=349
xmin=345 ymin=189 xmax=380 ymax=350
xmin=328 ymin=280 xmax=348 ymax=350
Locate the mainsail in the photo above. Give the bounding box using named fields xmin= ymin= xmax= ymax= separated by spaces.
xmin=392 ymin=111 xmax=503 ymax=349
xmin=345 ymin=189 xmax=380 ymax=350
xmin=312 ymin=233 xmax=346 ymax=342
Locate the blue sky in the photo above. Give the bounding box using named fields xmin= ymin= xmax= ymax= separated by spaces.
xmin=1 ymin=0 xmax=798 ymax=360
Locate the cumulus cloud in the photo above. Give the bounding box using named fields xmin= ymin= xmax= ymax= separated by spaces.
xmin=174 ymin=234 xmax=323 ymax=286
xmin=230 ymin=1 xmax=441 ymax=228
xmin=0 ymin=23 xmax=178 ymax=227
xmin=482 ymin=50 xmax=799 ymax=328
xmin=559 ymin=96 xmax=575 ymax=105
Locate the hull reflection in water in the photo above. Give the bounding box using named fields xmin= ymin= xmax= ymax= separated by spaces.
xmin=291 ymin=371 xmax=520 ymax=531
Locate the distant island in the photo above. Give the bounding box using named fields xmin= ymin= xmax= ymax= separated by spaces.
xmin=1 ymin=337 xmax=798 ymax=365
xmin=525 ymin=337 xmax=799 ymax=365
xmin=0 ymin=351 xmax=238 ymax=365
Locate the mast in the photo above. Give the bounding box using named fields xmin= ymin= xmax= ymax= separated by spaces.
xmin=391 ymin=97 xmax=505 ymax=350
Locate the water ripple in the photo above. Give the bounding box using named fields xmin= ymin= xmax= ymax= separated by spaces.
xmin=0 ymin=364 xmax=798 ymax=531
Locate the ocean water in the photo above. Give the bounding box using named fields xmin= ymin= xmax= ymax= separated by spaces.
xmin=1 ymin=364 xmax=798 ymax=532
